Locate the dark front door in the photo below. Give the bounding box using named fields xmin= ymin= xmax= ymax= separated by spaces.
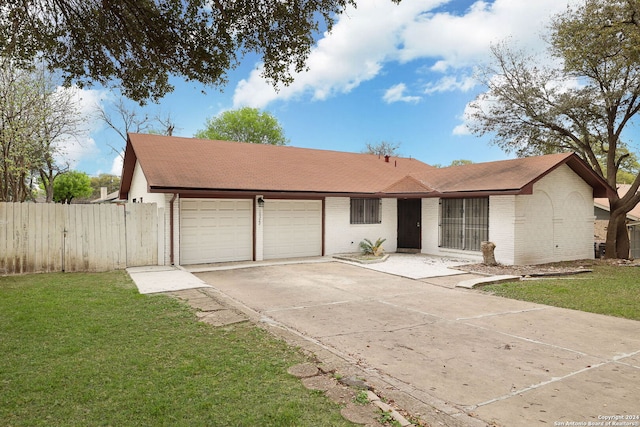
xmin=397 ymin=199 xmax=421 ymax=249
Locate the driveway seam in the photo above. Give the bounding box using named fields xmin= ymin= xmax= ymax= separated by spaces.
xmin=455 ymin=306 xmax=547 ymax=321
xmin=461 ymin=321 xmax=594 ymax=357
xmin=467 ymin=359 xmax=611 ymax=410
xmin=263 ymin=299 xmax=363 ymax=313
xmin=316 ymin=322 xmax=440 ymax=339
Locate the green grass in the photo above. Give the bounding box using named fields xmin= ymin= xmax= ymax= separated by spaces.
xmin=483 ymin=264 xmax=640 ymax=320
xmin=0 ymin=271 xmax=354 ymax=427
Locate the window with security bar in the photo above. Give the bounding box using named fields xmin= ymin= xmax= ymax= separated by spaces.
xmin=350 ymin=198 xmax=382 ymax=224
xmin=439 ymin=198 xmax=489 ymax=251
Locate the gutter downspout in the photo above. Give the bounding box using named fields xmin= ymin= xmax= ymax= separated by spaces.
xmin=169 ymin=193 xmax=177 ymax=265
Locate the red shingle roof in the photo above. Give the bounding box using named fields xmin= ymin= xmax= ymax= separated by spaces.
xmin=121 ymin=133 xmax=436 ymax=196
xmin=420 ymin=153 xmax=577 ymax=194
xmin=119 ymin=133 xmax=612 ymax=199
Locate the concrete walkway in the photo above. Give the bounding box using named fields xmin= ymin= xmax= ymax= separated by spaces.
xmin=127 ymin=259 xmax=640 ymax=426
xmin=127 ymin=265 xmax=211 ymax=294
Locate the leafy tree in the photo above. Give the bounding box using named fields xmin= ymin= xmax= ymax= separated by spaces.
xmin=35 ymin=70 xmax=85 ymax=203
xmin=0 ymin=59 xmax=82 ymax=202
xmin=363 ymin=141 xmax=401 ymax=156
xmin=195 ymin=107 xmax=288 ymax=145
xmin=467 ymin=0 xmax=640 ymax=259
xmin=0 ymin=1 xmax=398 ymax=104
xmin=53 ymin=171 xmax=93 ymax=204
xmin=449 ymin=159 xmax=473 ymax=167
xmin=0 ymin=62 xmax=39 ymax=202
xmin=432 ymin=159 xmax=474 ymax=168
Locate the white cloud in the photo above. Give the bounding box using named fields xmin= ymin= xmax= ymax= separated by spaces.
xmin=424 ymin=75 xmax=477 ymax=94
xmin=59 ymin=85 xmax=107 ymax=133
xmin=452 ymin=123 xmax=471 ymax=136
xmin=110 ymin=153 xmax=124 ymax=175
xmin=232 ymin=0 xmax=578 ymax=109
xmin=57 ymin=136 xmax=99 ymax=169
xmin=383 ymin=83 xmax=421 ymax=104
xmin=233 ymin=0 xmax=437 ymax=108
xmin=397 ymin=0 xmax=571 ymax=68
xmin=52 ymin=85 xmax=108 ymax=168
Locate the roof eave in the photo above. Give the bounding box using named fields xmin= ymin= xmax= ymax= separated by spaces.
xmin=564 ymin=155 xmax=614 ymax=198
xmin=438 ymin=189 xmax=525 ymax=198
xmin=118 ymin=137 xmax=137 ymax=200
xmin=506 ymin=153 xmax=613 ymax=199
xmin=148 ymin=186 xmax=389 ymax=198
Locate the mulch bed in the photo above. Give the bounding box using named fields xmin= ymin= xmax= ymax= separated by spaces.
xmin=456 ymin=258 xmax=639 ymax=277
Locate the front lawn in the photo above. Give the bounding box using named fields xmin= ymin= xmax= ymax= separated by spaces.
xmin=483 ymin=264 xmax=640 ymax=320
xmin=0 ymin=271 xmax=354 ymax=427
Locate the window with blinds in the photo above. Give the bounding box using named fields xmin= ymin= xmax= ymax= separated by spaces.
xmin=350 ymin=198 xmax=382 ymax=224
xmin=439 ymin=198 xmax=489 ymax=251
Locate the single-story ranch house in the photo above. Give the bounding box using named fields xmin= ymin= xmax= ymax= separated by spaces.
xmin=119 ymin=133 xmax=612 ymax=266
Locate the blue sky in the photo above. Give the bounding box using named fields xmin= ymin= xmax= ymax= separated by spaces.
xmin=66 ymin=0 xmax=579 ymax=177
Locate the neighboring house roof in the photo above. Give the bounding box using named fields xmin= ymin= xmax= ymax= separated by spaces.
xmin=92 ymin=189 xmax=121 ymax=203
xmin=119 ymin=133 xmax=612 ymax=199
xmin=594 ymin=184 xmax=640 ymax=221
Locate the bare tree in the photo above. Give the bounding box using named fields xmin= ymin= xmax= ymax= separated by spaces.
xmin=97 ymin=97 xmax=177 ymax=157
xmin=467 ymin=0 xmax=640 ymax=259
xmin=363 ymin=141 xmax=401 ymax=157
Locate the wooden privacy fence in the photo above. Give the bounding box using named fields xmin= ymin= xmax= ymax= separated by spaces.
xmin=0 ymin=202 xmax=159 ymax=274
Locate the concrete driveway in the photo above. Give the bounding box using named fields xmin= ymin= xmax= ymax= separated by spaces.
xmin=194 ymin=261 xmax=640 ymax=426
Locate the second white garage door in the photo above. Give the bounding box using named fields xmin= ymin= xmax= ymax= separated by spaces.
xmin=263 ymin=200 xmax=322 ymax=259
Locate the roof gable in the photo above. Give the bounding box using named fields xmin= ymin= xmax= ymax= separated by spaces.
xmin=383 ymin=175 xmax=435 ymax=194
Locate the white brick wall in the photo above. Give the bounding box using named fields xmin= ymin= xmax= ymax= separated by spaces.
xmin=489 ymin=195 xmax=517 ymax=265
xmin=514 ymin=164 xmax=594 ymax=264
xmin=255 ymin=196 xmax=264 ymax=262
xmin=324 ymin=197 xmax=398 ymax=254
xmin=159 ymin=193 xmax=178 ymax=266
xmin=421 ymin=198 xmax=440 ymax=255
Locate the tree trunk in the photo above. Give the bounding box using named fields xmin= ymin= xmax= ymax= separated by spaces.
xmin=615 ymin=216 xmax=630 ymax=260
xmin=481 ymin=241 xmax=497 ymax=266
xmin=605 ymin=211 xmax=630 ymax=259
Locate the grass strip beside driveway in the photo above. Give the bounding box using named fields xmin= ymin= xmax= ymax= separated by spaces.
xmin=0 ymin=271 xmax=354 ymax=427
xmin=483 ymin=265 xmax=640 ymax=320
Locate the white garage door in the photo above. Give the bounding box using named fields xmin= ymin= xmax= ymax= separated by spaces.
xmin=180 ymin=199 xmax=253 ymax=264
xmin=264 ymin=200 xmax=322 ymax=259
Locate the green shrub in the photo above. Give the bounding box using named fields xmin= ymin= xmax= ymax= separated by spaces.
xmin=359 ymin=238 xmax=386 ymax=256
